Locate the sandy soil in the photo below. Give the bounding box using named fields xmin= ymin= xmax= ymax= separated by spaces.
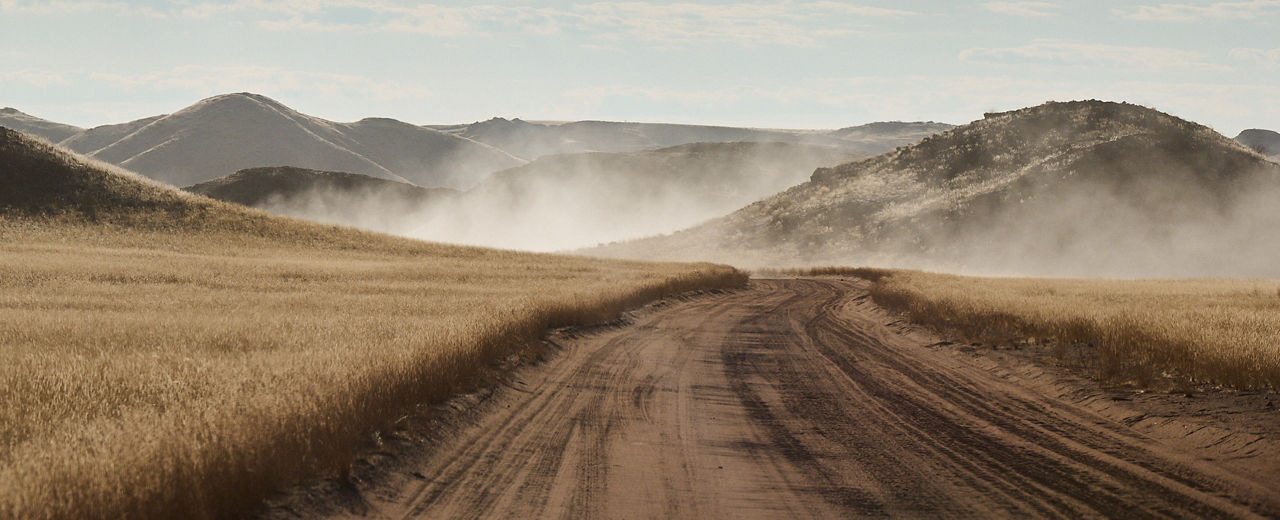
xmin=260 ymin=278 xmax=1280 ymax=519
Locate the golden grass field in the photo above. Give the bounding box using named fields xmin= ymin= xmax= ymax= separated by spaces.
xmin=0 ymin=128 xmax=745 ymax=519
xmin=794 ymin=268 xmax=1280 ymax=390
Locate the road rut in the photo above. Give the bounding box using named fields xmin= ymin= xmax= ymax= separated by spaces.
xmin=333 ymin=278 xmax=1280 ymax=519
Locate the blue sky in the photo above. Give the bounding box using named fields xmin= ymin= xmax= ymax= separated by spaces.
xmin=2 ymin=0 xmax=1278 ymax=134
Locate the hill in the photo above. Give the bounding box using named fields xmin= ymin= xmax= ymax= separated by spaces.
xmin=432 ymin=117 xmax=951 ymax=161
xmin=587 ymin=101 xmax=1280 ymax=277
xmin=0 ymin=125 xmax=226 ymax=225
xmin=12 ymin=93 xmax=525 ymax=189
xmin=0 ymin=107 xmax=82 ymax=142
xmin=1236 ymin=128 xmax=1280 ymax=160
xmin=78 ymin=93 xmax=523 ymax=189
xmin=58 ymin=115 xmax=165 ymax=155
xmin=7 ymin=96 xmax=950 ymax=188
xmin=186 ymin=166 xmax=455 ymax=234
xmin=0 ymin=125 xmax=740 ymax=519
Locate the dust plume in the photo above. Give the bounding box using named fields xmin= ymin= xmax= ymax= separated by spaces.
xmin=255 ymin=142 xmax=858 ymax=252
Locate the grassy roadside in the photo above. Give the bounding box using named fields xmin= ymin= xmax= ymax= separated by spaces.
xmin=774 ymin=268 xmax=1280 ymax=391
xmin=0 ymin=223 xmax=744 ymax=519
xmin=0 ymin=128 xmax=748 ymax=519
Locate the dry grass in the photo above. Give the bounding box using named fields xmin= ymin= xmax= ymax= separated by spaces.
xmin=0 ymin=222 xmax=743 ymax=519
xmin=832 ymin=269 xmax=1280 ymax=390
xmin=0 ymin=128 xmax=746 ymax=518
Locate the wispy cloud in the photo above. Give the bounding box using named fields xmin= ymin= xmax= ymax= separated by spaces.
xmin=982 ymin=2 xmax=1060 ymax=17
xmin=959 ymin=39 xmax=1227 ymax=71
xmin=0 ymin=69 xmax=70 ymax=87
xmin=1229 ymin=47 xmax=1280 ymax=67
xmin=571 ymin=2 xmax=910 ymax=47
xmin=242 ymin=1 xmax=915 ymax=47
xmin=0 ymin=0 xmax=162 ymax=16
xmin=0 ymin=0 xmax=913 ymax=47
xmin=1115 ymin=0 xmax=1280 ymax=21
xmin=87 ymin=66 xmax=432 ymax=104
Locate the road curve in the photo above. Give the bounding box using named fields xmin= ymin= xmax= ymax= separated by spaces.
xmin=362 ymin=278 xmax=1280 ymax=519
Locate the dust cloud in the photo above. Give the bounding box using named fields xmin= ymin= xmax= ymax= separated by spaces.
xmin=260 ymin=142 xmax=854 ymax=252
xmin=841 ymin=169 xmax=1280 ymax=279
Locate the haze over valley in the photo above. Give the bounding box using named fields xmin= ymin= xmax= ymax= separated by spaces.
xmin=3 ymin=94 xmax=949 ymax=251
xmin=6 ymin=2 xmax=1280 ymax=518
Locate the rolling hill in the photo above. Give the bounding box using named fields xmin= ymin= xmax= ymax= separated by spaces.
xmin=587 ymin=101 xmax=1280 ymax=277
xmin=58 ymin=115 xmax=165 ymax=155
xmin=1236 ymin=128 xmax=1280 ymax=160
xmin=185 ymin=166 xmax=455 ymax=234
xmin=7 ymin=95 xmax=951 ymax=192
xmin=76 ymin=93 xmax=523 ymax=189
xmin=432 ymin=117 xmax=951 ymax=161
xmin=0 ymin=107 xmax=82 ymax=143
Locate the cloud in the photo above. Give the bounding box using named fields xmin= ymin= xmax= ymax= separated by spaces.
xmin=982 ymin=2 xmax=1060 ymax=17
xmin=0 ymin=0 xmax=162 ymax=16
xmin=1115 ymin=0 xmax=1280 ymax=21
xmin=567 ymin=2 xmax=911 ymax=48
xmin=226 ymin=1 xmax=915 ymax=46
xmin=1 ymin=0 xmax=912 ymax=47
xmin=87 ymin=66 xmax=431 ymax=104
xmin=1229 ymin=47 xmax=1280 ymax=67
xmin=959 ymin=39 xmax=1227 ymax=71
xmin=0 ymin=69 xmax=69 ymax=87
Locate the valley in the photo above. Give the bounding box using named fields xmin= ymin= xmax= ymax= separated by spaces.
xmin=3 ymin=94 xmax=1278 ymax=520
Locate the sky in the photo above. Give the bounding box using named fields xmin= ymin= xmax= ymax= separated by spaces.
xmin=1 ymin=0 xmax=1278 ymax=135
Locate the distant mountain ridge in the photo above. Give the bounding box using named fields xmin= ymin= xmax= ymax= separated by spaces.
xmin=587 ymin=100 xmax=1280 ymax=277
xmin=73 ymin=93 xmax=524 ymax=189
xmin=2 ymin=94 xmax=523 ymax=189
xmin=4 ymin=94 xmax=953 ymax=191
xmin=432 ymin=117 xmax=952 ymax=161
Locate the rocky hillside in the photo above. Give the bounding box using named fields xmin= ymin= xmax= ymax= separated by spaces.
xmin=587 ymin=101 xmax=1280 ymax=277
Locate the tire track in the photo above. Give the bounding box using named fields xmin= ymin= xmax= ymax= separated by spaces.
xmin=317 ymin=279 xmax=1280 ymax=519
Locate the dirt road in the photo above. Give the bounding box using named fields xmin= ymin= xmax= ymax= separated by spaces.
xmin=296 ymin=278 xmax=1280 ymax=519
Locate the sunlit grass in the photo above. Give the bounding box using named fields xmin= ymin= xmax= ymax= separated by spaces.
xmin=806 ymin=268 xmax=1280 ymax=390
xmin=0 ymin=222 xmax=743 ymax=519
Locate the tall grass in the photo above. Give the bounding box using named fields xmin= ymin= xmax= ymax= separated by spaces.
xmin=0 ymin=221 xmax=744 ymax=519
xmin=832 ymin=269 xmax=1280 ymax=390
